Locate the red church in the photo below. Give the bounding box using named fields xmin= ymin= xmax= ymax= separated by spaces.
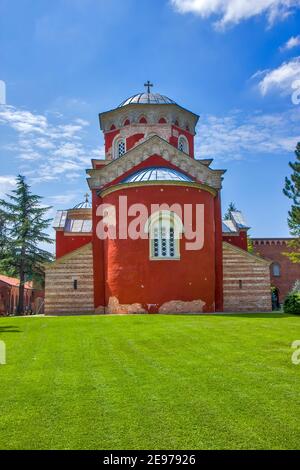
xmin=45 ymin=85 xmax=272 ymax=314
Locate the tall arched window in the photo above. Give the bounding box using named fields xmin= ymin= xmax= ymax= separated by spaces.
xmin=272 ymin=263 xmax=281 ymax=277
xmin=178 ymin=135 xmax=189 ymax=154
xmin=145 ymin=211 xmax=183 ymax=260
xmin=113 ymin=137 xmax=126 ymax=159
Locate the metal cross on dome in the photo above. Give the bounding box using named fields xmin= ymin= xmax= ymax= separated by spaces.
xmin=144 ymin=81 xmax=153 ymax=94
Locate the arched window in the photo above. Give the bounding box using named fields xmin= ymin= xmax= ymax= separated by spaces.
xmin=123 ymin=119 xmax=130 ymax=126
xmin=145 ymin=211 xmax=183 ymax=260
xmin=110 ymin=124 xmax=116 ymax=131
xmin=113 ymin=137 xmax=126 ymax=159
xmin=178 ymin=135 xmax=189 ymax=154
xmin=159 ymin=117 xmax=167 ymax=124
xmin=139 ymin=117 xmax=147 ymax=124
xmin=272 ymin=263 xmax=281 ymax=277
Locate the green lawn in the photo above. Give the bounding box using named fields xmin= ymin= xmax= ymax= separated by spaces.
xmin=0 ymin=313 xmax=300 ymax=450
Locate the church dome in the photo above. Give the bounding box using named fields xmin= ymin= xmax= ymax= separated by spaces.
xmin=119 ymin=93 xmax=176 ymax=107
xmin=73 ymin=194 xmax=92 ymax=209
xmin=122 ymin=167 xmax=193 ymax=183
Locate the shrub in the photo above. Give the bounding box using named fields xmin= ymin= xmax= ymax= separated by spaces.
xmin=291 ymin=280 xmax=300 ymax=294
xmin=283 ymin=292 xmax=300 ymax=315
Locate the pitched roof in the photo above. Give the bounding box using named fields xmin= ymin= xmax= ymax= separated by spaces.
xmin=0 ymin=274 xmax=32 ymax=289
xmin=87 ymin=135 xmax=226 ymax=191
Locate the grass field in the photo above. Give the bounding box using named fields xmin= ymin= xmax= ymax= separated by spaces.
xmin=0 ymin=313 xmax=299 ymax=450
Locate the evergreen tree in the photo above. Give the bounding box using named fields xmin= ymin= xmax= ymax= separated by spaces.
xmin=0 ymin=175 xmax=53 ymax=314
xmin=224 ymin=202 xmax=237 ymax=220
xmin=283 ymin=142 xmax=300 ymax=263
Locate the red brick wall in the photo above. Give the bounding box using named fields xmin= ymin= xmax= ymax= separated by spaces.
xmin=252 ymin=239 xmax=300 ymax=303
xmin=223 ymin=230 xmax=248 ymax=251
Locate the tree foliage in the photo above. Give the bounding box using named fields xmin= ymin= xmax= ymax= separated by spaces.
xmin=0 ymin=175 xmax=53 ymax=314
xmin=283 ymin=142 xmax=300 ymax=263
xmin=224 ymin=202 xmax=237 ymax=220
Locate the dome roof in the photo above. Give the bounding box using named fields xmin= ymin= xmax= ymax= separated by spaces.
xmin=73 ymin=194 xmax=92 ymax=209
xmin=119 ymin=92 xmax=176 ymax=107
xmin=122 ymin=167 xmax=193 ymax=183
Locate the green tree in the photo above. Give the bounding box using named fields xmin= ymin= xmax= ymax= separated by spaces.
xmin=0 ymin=175 xmax=53 ymax=314
xmin=224 ymin=202 xmax=237 ymax=220
xmin=283 ymin=142 xmax=300 ymax=263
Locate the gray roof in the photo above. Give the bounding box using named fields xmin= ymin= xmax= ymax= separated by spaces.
xmin=222 ymin=210 xmax=250 ymax=234
xmin=222 ymin=220 xmax=236 ymax=233
xmin=231 ymin=211 xmax=249 ymax=229
xmin=53 ymin=210 xmax=92 ymax=233
xmin=119 ymin=92 xmax=176 ymax=107
xmin=122 ymin=167 xmax=193 ymax=183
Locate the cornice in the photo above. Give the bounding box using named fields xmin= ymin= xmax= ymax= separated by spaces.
xmin=86 ymin=135 xmax=226 ymax=192
xmin=99 ymin=181 xmax=217 ymax=198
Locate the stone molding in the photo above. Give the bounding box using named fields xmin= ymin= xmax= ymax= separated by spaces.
xmin=87 ymin=135 xmax=225 ymax=191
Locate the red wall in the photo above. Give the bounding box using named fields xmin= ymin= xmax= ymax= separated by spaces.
xmin=223 ymin=230 xmax=248 ymax=251
xmin=93 ymin=185 xmax=219 ymax=313
xmin=104 ymin=124 xmax=195 ymax=159
xmin=169 ymin=125 xmax=194 ymax=158
xmin=126 ymin=133 xmax=145 ymax=151
xmin=214 ymin=194 xmax=224 ymax=311
xmin=253 ymin=240 xmax=300 ymax=303
xmin=56 ymin=231 xmax=92 ymax=259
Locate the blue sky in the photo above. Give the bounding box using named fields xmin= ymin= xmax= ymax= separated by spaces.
xmin=1 ymin=0 xmax=300 ymax=241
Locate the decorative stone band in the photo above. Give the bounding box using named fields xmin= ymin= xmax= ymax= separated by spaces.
xmin=86 ymin=135 xmax=226 ymax=191
xmin=99 ymin=103 xmax=199 ymax=133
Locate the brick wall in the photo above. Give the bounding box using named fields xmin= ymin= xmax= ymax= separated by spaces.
xmin=223 ymin=242 xmax=272 ymax=312
xmin=252 ymin=239 xmax=300 ymax=303
xmin=45 ymin=243 xmax=94 ymax=315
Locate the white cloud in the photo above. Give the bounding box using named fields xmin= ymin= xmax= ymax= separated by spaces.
xmin=255 ymin=57 xmax=300 ymax=95
xmin=0 ymin=104 xmax=103 ymax=184
xmin=0 ymin=176 xmax=16 ymax=197
xmin=280 ymin=35 xmax=300 ymax=51
xmin=196 ymin=108 xmax=300 ymax=160
xmin=171 ymin=0 xmax=300 ymax=28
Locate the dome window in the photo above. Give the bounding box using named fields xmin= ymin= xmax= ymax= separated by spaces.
xmin=124 ymin=119 xmax=130 ymax=126
xmin=178 ymin=135 xmax=189 ymax=154
xmin=159 ymin=117 xmax=167 ymax=124
xmin=139 ymin=117 xmax=147 ymax=124
xmin=113 ymin=137 xmax=126 ymax=159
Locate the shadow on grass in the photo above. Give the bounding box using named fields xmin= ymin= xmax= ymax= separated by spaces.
xmin=212 ymin=313 xmax=293 ymax=319
xmin=0 ymin=325 xmax=21 ymax=333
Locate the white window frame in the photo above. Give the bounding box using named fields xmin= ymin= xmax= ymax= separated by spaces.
xmin=178 ymin=135 xmax=189 ymax=154
xmin=113 ymin=136 xmax=126 ymax=159
xmin=145 ymin=211 xmax=183 ymax=261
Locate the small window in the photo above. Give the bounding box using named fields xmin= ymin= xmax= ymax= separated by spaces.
xmin=178 ymin=135 xmax=189 ymax=154
xmin=73 ymin=280 xmax=78 ymax=290
xmin=174 ymin=120 xmax=179 ymax=126
xmin=159 ymin=117 xmax=167 ymax=124
xmin=110 ymin=124 xmax=116 ymax=131
xmin=114 ymin=138 xmax=126 ymax=159
xmin=124 ymin=119 xmax=130 ymax=126
xmin=139 ymin=117 xmax=147 ymax=124
xmin=239 ymin=280 xmax=243 ymax=289
xmin=272 ymin=263 xmax=281 ymax=277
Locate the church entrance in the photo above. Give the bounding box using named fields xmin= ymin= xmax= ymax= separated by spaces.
xmin=271 ymin=287 xmax=280 ymax=310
